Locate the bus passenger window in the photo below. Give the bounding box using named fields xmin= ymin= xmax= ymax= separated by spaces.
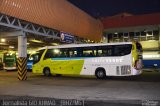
xmin=69 ymin=51 xmax=77 ymax=57
xmin=53 ymin=49 xmax=60 ymax=57
xmin=114 ymin=44 xmax=132 ymax=56
xmin=89 ymin=52 xmax=94 ymax=57
xmin=97 ymin=50 xmax=102 ymax=56
xmin=68 ymin=48 xmax=78 ymax=57
xmin=107 ymin=49 xmax=112 ymax=56
xmin=97 ymin=46 xmax=111 ymax=56
xmin=82 ymin=47 xmax=96 ymax=57
xmin=58 ymin=48 xmax=69 ymax=58
xmin=83 ymin=50 xmax=95 ymax=57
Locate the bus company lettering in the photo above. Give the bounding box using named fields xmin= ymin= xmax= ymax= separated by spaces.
xmin=92 ymin=58 xmax=123 ymax=63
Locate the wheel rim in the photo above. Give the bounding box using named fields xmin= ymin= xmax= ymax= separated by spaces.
xmin=97 ymin=71 xmax=104 ymax=78
xmin=44 ymin=69 xmax=50 ymax=76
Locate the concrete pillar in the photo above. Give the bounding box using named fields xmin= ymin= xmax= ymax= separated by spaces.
xmin=159 ymin=27 xmax=160 ymax=42
xmin=159 ymin=27 xmax=160 ymax=49
xmin=18 ymin=32 xmax=27 ymax=57
xmin=17 ymin=31 xmax=27 ymax=80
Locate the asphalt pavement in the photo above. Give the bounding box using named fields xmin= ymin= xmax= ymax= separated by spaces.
xmin=0 ymin=70 xmax=160 ymax=106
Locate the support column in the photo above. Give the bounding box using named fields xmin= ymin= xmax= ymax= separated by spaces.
xmin=159 ymin=26 xmax=160 ymax=49
xmin=159 ymin=27 xmax=160 ymax=42
xmin=17 ymin=31 xmax=27 ymax=81
xmin=105 ymin=33 xmax=109 ymax=43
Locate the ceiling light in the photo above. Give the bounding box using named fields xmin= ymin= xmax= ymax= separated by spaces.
xmin=0 ymin=43 xmax=8 ymax=45
xmin=29 ymin=39 xmax=43 ymax=43
xmin=1 ymin=38 xmax=6 ymax=42
xmin=51 ymin=43 xmax=58 ymax=46
xmin=9 ymin=46 xmax=15 ymax=49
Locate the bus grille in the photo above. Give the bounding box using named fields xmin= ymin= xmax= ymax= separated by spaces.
xmin=116 ymin=66 xmax=120 ymax=75
xmin=116 ymin=65 xmax=131 ymax=75
xmin=121 ymin=65 xmax=131 ymax=75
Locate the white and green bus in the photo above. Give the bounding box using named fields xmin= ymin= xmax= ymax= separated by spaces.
xmin=32 ymin=42 xmax=143 ymax=78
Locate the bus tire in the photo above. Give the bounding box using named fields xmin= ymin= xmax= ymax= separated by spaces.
xmin=95 ymin=68 xmax=106 ymax=79
xmin=43 ymin=67 xmax=51 ymax=77
xmin=56 ymin=74 xmax=62 ymax=77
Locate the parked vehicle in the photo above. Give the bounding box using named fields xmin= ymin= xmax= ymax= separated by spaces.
xmin=32 ymin=42 xmax=143 ymax=78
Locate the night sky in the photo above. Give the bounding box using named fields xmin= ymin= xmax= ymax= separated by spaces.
xmin=68 ymin=0 xmax=160 ymax=18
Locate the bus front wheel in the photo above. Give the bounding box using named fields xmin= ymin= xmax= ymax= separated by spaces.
xmin=95 ymin=68 xmax=106 ymax=79
xmin=43 ymin=67 xmax=51 ymax=77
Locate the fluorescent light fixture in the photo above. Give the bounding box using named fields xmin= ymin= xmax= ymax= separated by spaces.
xmin=9 ymin=46 xmax=15 ymax=49
xmin=1 ymin=38 xmax=6 ymax=42
xmin=28 ymin=51 xmax=36 ymax=54
xmin=0 ymin=43 xmax=8 ymax=45
xmin=29 ymin=39 xmax=43 ymax=43
xmin=143 ymin=54 xmax=160 ymax=58
xmin=51 ymin=43 xmax=58 ymax=46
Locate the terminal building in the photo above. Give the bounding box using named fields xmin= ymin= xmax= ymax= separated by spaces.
xmin=101 ymin=12 xmax=160 ymax=68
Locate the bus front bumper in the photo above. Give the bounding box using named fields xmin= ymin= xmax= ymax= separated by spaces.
xmin=3 ymin=67 xmax=17 ymax=70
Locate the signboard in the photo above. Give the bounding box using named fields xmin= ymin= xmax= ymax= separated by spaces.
xmin=60 ymin=32 xmax=74 ymax=43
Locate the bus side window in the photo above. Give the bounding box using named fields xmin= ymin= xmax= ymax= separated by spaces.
xmin=82 ymin=47 xmax=96 ymax=57
xmin=97 ymin=50 xmax=102 ymax=56
xmin=59 ymin=48 xmax=69 ymax=58
xmin=102 ymin=50 xmax=107 ymax=56
xmin=69 ymin=48 xmax=77 ymax=57
xmin=97 ymin=47 xmax=103 ymax=56
xmin=107 ymin=49 xmax=112 ymax=56
xmin=114 ymin=45 xmax=124 ymax=56
xmin=113 ymin=44 xmax=132 ymax=56
xmin=77 ymin=47 xmax=82 ymax=57
xmin=97 ymin=46 xmax=109 ymax=56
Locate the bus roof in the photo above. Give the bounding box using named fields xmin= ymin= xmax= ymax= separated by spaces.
xmin=40 ymin=42 xmax=133 ymax=50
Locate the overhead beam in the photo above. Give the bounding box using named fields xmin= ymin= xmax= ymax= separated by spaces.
xmin=0 ymin=13 xmax=60 ymax=40
xmin=0 ymin=31 xmax=23 ymax=37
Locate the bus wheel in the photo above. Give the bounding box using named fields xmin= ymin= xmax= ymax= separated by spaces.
xmin=95 ymin=68 xmax=106 ymax=79
xmin=43 ymin=67 xmax=51 ymax=77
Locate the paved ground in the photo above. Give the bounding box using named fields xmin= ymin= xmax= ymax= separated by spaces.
xmin=0 ymin=70 xmax=160 ymax=106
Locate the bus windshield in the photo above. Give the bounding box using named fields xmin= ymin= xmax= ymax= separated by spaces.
xmin=3 ymin=53 xmax=16 ymax=68
xmin=4 ymin=54 xmax=16 ymax=62
xmin=32 ymin=50 xmax=44 ymax=64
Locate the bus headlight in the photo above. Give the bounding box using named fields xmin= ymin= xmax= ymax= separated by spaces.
xmin=127 ymin=70 xmax=131 ymax=74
